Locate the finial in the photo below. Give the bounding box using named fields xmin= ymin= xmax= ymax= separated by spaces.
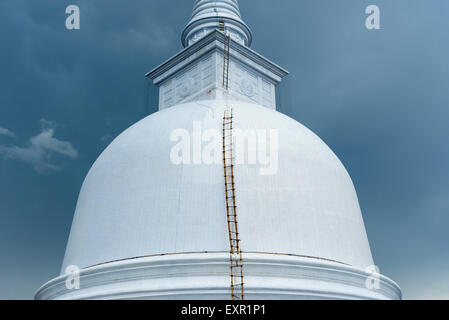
xmin=181 ymin=0 xmax=252 ymax=47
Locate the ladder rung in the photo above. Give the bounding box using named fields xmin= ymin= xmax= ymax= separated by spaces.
xmin=231 ymin=283 xmax=244 ymax=288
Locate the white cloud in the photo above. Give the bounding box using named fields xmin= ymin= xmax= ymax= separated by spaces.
xmin=0 ymin=119 xmax=78 ymax=173
xmin=0 ymin=127 xmax=15 ymax=138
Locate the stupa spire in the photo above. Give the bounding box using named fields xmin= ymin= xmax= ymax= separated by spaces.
xmin=182 ymin=0 xmax=252 ymax=47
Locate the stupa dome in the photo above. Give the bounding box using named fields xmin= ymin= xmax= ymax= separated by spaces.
xmin=62 ymin=101 xmax=374 ymax=270
xmin=36 ymin=101 xmax=401 ymax=299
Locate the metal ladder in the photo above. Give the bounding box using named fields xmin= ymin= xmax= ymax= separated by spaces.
xmin=222 ymin=109 xmax=244 ymax=300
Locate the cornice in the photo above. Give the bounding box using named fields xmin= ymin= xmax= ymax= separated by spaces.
xmin=146 ymin=30 xmax=288 ymax=85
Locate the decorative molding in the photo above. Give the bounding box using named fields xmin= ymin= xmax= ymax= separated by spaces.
xmin=36 ymin=252 xmax=401 ymax=300
xmin=240 ymin=78 xmax=255 ymax=97
xmin=181 ymin=0 xmax=252 ymax=47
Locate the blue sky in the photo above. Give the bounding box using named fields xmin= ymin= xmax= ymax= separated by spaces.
xmin=0 ymin=0 xmax=448 ymax=299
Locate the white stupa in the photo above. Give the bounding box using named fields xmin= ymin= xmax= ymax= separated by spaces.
xmin=36 ymin=0 xmax=401 ymax=300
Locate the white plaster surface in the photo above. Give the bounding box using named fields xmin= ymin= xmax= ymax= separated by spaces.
xmin=62 ymin=100 xmax=375 ymax=272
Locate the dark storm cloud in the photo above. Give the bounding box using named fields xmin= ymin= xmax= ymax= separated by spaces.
xmin=0 ymin=0 xmax=448 ymax=299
